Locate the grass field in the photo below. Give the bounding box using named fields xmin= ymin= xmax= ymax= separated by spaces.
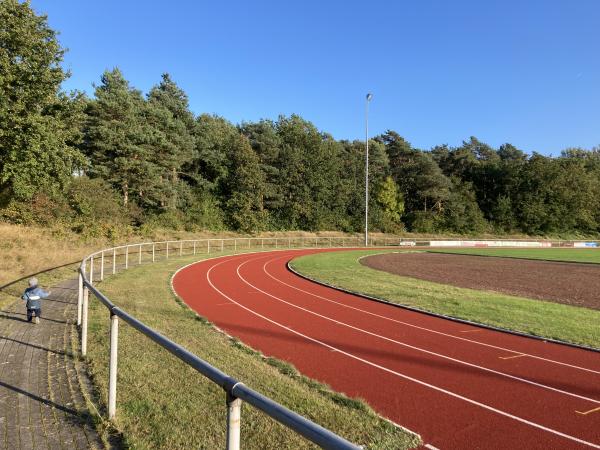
xmin=290 ymin=250 xmax=600 ymax=349
xmin=429 ymin=247 xmax=600 ymax=264
xmin=86 ymin=252 xmax=420 ymax=449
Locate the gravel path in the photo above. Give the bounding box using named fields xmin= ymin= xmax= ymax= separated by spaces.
xmin=361 ymin=252 xmax=600 ymax=310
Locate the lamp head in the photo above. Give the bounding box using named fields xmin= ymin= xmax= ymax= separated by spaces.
xmin=366 ymin=93 xmax=373 ymax=101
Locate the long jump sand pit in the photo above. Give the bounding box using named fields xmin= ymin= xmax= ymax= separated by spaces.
xmin=361 ymin=252 xmax=600 ymax=310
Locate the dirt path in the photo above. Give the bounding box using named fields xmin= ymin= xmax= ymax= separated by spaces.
xmin=361 ymin=252 xmax=600 ymax=310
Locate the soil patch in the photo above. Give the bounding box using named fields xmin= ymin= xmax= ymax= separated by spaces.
xmin=361 ymin=252 xmax=600 ymax=310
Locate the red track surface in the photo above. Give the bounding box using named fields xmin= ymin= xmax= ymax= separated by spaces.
xmin=172 ymin=249 xmax=600 ymax=449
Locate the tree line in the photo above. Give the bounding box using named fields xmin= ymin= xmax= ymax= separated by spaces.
xmin=1 ymin=0 xmax=599 ymax=237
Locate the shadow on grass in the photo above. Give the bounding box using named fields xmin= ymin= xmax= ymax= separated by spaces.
xmin=0 ymin=260 xmax=80 ymax=292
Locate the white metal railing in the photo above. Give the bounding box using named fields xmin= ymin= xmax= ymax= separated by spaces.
xmin=77 ymin=236 xmax=367 ymax=450
xmin=76 ymin=235 xmax=599 ymax=449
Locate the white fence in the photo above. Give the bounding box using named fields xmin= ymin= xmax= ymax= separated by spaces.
xmin=78 ymin=236 xmax=365 ymax=450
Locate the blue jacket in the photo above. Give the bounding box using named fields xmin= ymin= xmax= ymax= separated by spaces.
xmin=21 ymin=287 xmax=49 ymax=310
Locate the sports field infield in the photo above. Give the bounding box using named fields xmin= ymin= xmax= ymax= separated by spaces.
xmin=290 ymin=250 xmax=600 ymax=349
xmin=429 ymin=247 xmax=600 ymax=263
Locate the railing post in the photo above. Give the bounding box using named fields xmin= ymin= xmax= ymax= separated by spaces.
xmin=112 ymin=248 xmax=116 ymax=275
xmin=89 ymin=256 xmax=94 ymax=284
xmin=166 ymin=242 xmax=169 ymax=259
xmin=288 ymin=238 xmax=291 ymax=248
xmin=125 ymin=246 xmax=129 ymax=269
xmin=275 ymin=238 xmax=278 ymax=249
xmin=82 ymin=284 xmax=89 ymax=356
xmin=180 ymin=241 xmax=183 ymax=256
xmin=208 ymin=240 xmax=211 ymax=254
xmin=234 ymin=239 xmax=237 ymax=252
xmin=261 ymin=239 xmax=264 ymax=250
xmin=193 ymin=241 xmax=196 ymax=255
xmin=152 ymin=244 xmax=155 ymax=262
xmin=139 ymin=244 xmax=142 ymax=265
xmin=100 ymin=251 xmax=105 ymax=281
xmin=221 ymin=239 xmax=224 ymax=252
xmin=108 ymin=312 xmax=119 ymax=420
xmin=226 ymin=392 xmax=242 ymax=450
xmin=77 ymin=272 xmax=83 ymax=327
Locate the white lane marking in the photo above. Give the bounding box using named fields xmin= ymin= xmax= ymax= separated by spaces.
xmin=499 ymin=354 xmax=527 ymax=360
xmin=263 ymin=255 xmax=600 ymax=376
xmin=234 ymin=258 xmax=600 ymax=405
xmin=424 ymin=445 xmax=441 ymax=450
xmin=203 ymin=258 xmax=600 ymax=449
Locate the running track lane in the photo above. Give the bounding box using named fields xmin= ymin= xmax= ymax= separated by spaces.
xmin=172 ymin=249 xmax=600 ymax=449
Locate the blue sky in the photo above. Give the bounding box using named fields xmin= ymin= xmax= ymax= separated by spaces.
xmin=32 ymin=0 xmax=599 ymax=155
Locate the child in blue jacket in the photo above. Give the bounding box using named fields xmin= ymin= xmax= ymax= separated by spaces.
xmin=21 ymin=278 xmax=50 ymax=324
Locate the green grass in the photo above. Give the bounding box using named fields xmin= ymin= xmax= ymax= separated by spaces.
xmin=429 ymin=247 xmax=600 ymax=263
xmin=85 ymin=251 xmax=420 ymax=450
xmin=290 ymin=250 xmax=600 ymax=349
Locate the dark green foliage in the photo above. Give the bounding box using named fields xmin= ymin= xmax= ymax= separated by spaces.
xmin=145 ymin=73 xmax=196 ymax=211
xmin=274 ymin=115 xmax=325 ymax=229
xmin=441 ymin=179 xmax=488 ymax=233
xmin=191 ymin=114 xmax=239 ymax=189
xmin=67 ymin=177 xmax=128 ymax=223
xmin=0 ymin=0 xmax=85 ymax=202
xmin=1 ymin=2 xmax=599 ymax=236
xmin=224 ymin=135 xmax=269 ymax=232
xmin=84 ymin=68 xmax=166 ymax=212
xmin=240 ymin=120 xmax=284 ymax=212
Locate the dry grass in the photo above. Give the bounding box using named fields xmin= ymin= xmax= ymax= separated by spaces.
xmin=0 ymin=224 xmax=356 ymax=287
xmin=0 ymin=223 xmax=391 ymax=309
xmin=0 ymin=221 xmax=554 ymax=291
xmin=0 ymin=224 xmax=99 ymax=309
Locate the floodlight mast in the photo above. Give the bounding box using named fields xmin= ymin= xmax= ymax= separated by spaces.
xmin=365 ymin=93 xmax=373 ymax=247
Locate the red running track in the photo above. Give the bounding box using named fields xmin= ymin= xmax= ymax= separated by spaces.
xmin=172 ymin=249 xmax=600 ymax=449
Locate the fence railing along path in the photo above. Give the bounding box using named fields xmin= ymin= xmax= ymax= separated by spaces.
xmin=76 ymin=235 xmax=599 ymax=449
xmin=78 ymin=236 xmax=369 ymax=450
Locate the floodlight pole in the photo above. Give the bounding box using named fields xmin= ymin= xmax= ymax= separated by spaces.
xmin=365 ymin=93 xmax=373 ymax=247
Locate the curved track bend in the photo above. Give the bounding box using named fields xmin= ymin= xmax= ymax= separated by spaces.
xmin=172 ymin=249 xmax=600 ymax=449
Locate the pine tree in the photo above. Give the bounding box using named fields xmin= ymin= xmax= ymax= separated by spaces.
xmin=84 ymin=68 xmax=159 ymax=208
xmin=239 ymin=120 xmax=284 ymax=212
xmin=224 ymin=135 xmax=268 ymax=232
xmin=146 ymin=73 xmax=195 ymax=210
